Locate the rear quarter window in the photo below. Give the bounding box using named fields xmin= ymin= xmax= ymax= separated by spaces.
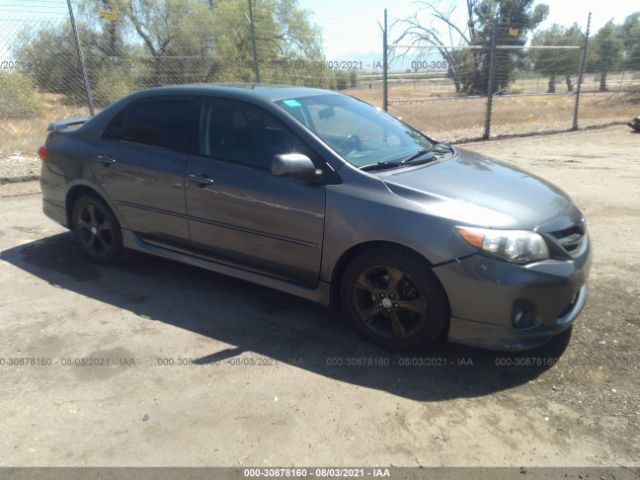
xmin=104 ymin=97 xmax=191 ymax=152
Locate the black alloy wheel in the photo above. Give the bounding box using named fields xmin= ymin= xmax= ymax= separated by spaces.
xmin=72 ymin=195 xmax=126 ymax=264
xmin=341 ymin=247 xmax=449 ymax=350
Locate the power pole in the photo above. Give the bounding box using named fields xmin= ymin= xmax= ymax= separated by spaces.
xmin=382 ymin=8 xmax=388 ymax=111
xmin=248 ymin=0 xmax=260 ymax=83
xmin=483 ymin=12 xmax=498 ymax=140
xmin=572 ymin=12 xmax=591 ymax=131
xmin=67 ymin=0 xmax=94 ymax=115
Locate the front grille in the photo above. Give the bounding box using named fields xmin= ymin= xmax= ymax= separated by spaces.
xmin=550 ymin=224 xmax=586 ymax=256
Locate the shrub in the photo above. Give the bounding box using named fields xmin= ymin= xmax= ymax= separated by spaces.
xmin=335 ymin=70 xmax=349 ymax=90
xmin=93 ymin=63 xmax=139 ymax=107
xmin=0 ymin=70 xmax=39 ymax=118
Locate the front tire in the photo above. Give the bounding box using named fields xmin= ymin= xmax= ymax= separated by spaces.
xmin=72 ymin=194 xmax=126 ymax=264
xmin=340 ymin=247 xmax=449 ymax=350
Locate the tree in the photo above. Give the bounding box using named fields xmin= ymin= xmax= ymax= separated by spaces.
xmin=589 ymin=20 xmax=624 ymax=91
xmin=15 ymin=23 xmax=103 ymax=103
xmin=108 ymin=0 xmax=218 ymax=86
xmin=395 ymin=0 xmax=548 ymax=95
xmin=531 ymin=23 xmax=582 ymax=93
xmin=469 ymin=0 xmax=548 ymax=94
xmin=75 ymin=0 xmax=126 ymax=58
xmin=620 ymin=12 xmax=640 ymax=70
xmin=15 ymin=0 xmax=332 ymax=105
xmin=0 ymin=71 xmax=39 ymax=118
xmin=101 ymin=0 xmax=328 ymax=86
xmin=395 ymin=1 xmax=479 ymax=94
xmin=210 ymin=0 xmax=328 ymax=85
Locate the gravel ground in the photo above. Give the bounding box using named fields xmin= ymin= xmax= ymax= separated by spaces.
xmin=0 ymin=153 xmax=40 ymax=184
xmin=0 ymin=125 xmax=638 ymax=468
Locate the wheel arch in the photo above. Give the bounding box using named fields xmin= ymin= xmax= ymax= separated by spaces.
xmin=65 ymin=184 xmax=114 ymax=229
xmin=329 ymin=240 xmax=441 ymax=309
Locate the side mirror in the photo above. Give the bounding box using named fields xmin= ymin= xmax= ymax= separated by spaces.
xmin=271 ymin=153 xmax=323 ymax=182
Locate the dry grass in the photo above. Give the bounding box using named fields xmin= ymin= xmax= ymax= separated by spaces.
xmin=345 ymin=85 xmax=638 ymax=141
xmin=0 ymin=93 xmax=89 ymax=159
xmin=357 ymin=72 xmax=640 ymax=100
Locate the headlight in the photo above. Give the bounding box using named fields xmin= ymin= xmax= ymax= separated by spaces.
xmin=456 ymin=226 xmax=549 ymax=264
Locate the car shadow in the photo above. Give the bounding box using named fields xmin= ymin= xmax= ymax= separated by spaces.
xmin=2 ymin=232 xmax=571 ymax=401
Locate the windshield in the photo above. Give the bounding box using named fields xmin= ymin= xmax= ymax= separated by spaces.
xmin=274 ymin=94 xmax=435 ymax=169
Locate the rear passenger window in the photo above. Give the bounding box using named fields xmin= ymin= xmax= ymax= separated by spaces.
xmin=197 ymin=100 xmax=305 ymax=170
xmin=105 ymin=98 xmax=191 ymax=152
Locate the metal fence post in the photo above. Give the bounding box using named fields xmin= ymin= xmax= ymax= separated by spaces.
xmin=382 ymin=8 xmax=388 ymax=111
xmin=247 ymin=0 xmax=260 ymax=83
xmin=66 ymin=0 xmax=94 ymax=116
xmin=572 ymin=12 xmax=591 ymax=131
xmin=483 ymin=14 xmax=498 ymax=140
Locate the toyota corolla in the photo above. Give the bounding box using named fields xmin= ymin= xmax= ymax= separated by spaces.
xmin=39 ymin=84 xmax=591 ymax=351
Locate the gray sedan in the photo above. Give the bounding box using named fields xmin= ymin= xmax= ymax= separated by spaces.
xmin=39 ymin=84 xmax=591 ymax=351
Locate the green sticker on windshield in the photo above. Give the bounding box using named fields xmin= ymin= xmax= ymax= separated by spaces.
xmin=282 ymin=99 xmax=301 ymax=108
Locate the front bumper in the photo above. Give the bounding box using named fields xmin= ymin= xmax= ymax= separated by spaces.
xmin=433 ymin=245 xmax=591 ymax=351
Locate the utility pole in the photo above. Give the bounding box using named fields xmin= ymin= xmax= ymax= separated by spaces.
xmin=382 ymin=8 xmax=388 ymax=111
xmin=572 ymin=12 xmax=591 ymax=131
xmin=483 ymin=12 xmax=498 ymax=140
xmin=248 ymin=0 xmax=260 ymax=83
xmin=67 ymin=0 xmax=94 ymax=115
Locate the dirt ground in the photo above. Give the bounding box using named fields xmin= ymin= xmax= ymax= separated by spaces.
xmin=0 ymin=125 xmax=639 ymax=468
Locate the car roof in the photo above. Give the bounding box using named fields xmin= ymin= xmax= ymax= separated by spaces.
xmin=128 ymin=83 xmax=340 ymax=102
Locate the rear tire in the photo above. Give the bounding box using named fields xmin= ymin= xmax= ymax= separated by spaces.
xmin=72 ymin=194 xmax=127 ymax=264
xmin=340 ymin=246 xmax=449 ymax=350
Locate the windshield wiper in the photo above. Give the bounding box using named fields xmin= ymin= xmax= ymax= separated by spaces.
xmin=359 ymin=161 xmax=403 ymax=171
xmin=400 ymin=144 xmax=453 ymax=165
xmin=400 ymin=149 xmax=435 ymax=165
xmin=360 ymin=155 xmax=436 ymax=171
xmin=360 ymin=144 xmax=453 ymax=172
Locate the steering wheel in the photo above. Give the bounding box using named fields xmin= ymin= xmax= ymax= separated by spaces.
xmin=339 ymin=134 xmax=361 ymax=155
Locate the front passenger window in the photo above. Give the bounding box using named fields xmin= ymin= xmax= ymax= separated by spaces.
xmin=198 ymin=101 xmax=305 ymax=170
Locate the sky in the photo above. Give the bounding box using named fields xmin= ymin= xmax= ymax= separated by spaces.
xmin=297 ymin=0 xmax=640 ymax=58
xmin=1 ymin=0 xmax=638 ymax=61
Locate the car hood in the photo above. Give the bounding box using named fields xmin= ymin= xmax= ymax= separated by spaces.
xmin=379 ymin=147 xmax=580 ymax=230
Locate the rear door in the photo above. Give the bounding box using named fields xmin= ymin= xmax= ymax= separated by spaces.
xmin=184 ymin=97 xmax=326 ymax=286
xmin=94 ymin=96 xmax=193 ymax=249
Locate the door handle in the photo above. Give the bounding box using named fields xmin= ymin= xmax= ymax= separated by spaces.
xmin=95 ymin=155 xmax=117 ymax=166
xmin=188 ymin=173 xmax=215 ymax=187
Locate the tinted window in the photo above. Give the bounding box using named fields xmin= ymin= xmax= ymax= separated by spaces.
xmin=198 ymin=100 xmax=305 ymax=169
xmin=105 ymin=98 xmax=191 ymax=152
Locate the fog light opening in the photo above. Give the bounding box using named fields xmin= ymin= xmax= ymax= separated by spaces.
xmin=512 ymin=301 xmax=537 ymax=329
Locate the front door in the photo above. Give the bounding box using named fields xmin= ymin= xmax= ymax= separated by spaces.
xmin=185 ymin=98 xmax=326 ymax=286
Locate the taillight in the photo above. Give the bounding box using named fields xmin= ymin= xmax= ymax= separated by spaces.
xmin=37 ymin=145 xmax=48 ymax=160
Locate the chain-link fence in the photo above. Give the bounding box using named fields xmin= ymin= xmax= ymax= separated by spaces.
xmin=386 ymin=45 xmax=490 ymax=141
xmin=0 ymin=0 xmax=387 ymax=181
xmin=1 ymin=3 xmax=91 ymax=178
xmin=384 ymin=12 xmax=640 ymax=141
xmin=384 ymin=43 xmax=599 ymax=141
xmin=488 ymin=45 xmax=583 ymax=137
xmin=1 ymin=1 xmax=639 ymax=182
xmin=578 ymin=58 xmax=640 ymax=129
